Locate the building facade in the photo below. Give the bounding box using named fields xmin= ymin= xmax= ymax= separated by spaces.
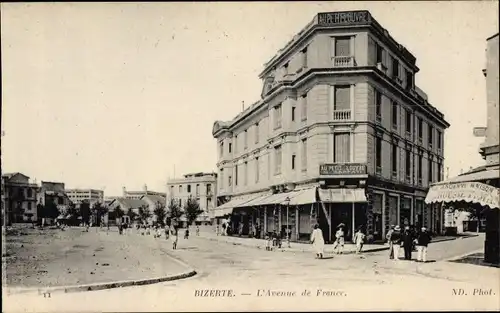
xmin=166 ymin=172 xmax=217 ymax=224
xmin=122 ymin=185 xmax=166 ymax=200
xmin=2 ymin=173 xmax=39 ymax=223
xmin=65 ymin=188 xmax=104 ymax=206
xmin=212 ymin=11 xmax=449 ymax=242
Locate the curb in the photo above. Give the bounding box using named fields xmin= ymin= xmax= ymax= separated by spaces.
xmin=5 ymin=270 xmax=197 ymax=296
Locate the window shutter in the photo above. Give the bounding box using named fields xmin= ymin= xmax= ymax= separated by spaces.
xmin=334 ymin=133 xmax=351 ymax=163
xmin=334 ymin=86 xmax=350 ymax=111
xmin=368 ymin=37 xmax=376 ymax=65
xmin=335 ymin=37 xmax=350 ymax=56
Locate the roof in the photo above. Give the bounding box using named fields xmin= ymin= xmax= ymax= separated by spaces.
xmin=115 ymin=198 xmax=147 ymax=209
xmin=2 ymin=172 xmax=29 ymax=179
xmin=487 ymin=33 xmax=499 ymax=41
xmin=141 ymin=194 xmax=166 ymax=205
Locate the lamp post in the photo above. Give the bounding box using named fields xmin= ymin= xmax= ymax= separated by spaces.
xmin=284 ymin=196 xmax=291 ymax=247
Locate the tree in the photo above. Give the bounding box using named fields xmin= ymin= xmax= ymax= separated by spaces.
xmin=80 ymin=200 xmax=91 ymax=225
xmin=126 ymin=208 xmax=137 ymax=223
xmin=91 ymin=202 xmax=107 ymax=226
xmin=153 ymin=201 xmax=167 ymax=226
xmin=138 ymin=205 xmax=152 ymax=225
xmin=167 ymin=198 xmax=183 ymax=227
xmin=45 ymin=199 xmax=60 ymax=220
xmin=184 ymin=196 xmax=203 ymax=226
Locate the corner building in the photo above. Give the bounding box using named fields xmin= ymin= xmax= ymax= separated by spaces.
xmin=212 ymin=11 xmax=450 ymax=243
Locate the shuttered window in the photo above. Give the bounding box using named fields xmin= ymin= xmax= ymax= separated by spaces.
xmin=335 ymin=37 xmax=351 ymax=56
xmin=301 ymin=93 xmax=308 ymax=121
xmin=334 ymin=85 xmax=350 ymax=110
xmin=333 ymin=133 xmax=351 ymax=163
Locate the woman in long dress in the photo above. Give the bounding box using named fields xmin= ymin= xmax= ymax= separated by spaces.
xmin=310 ymin=224 xmax=325 ymax=259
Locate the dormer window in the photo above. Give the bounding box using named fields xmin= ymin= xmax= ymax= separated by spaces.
xmin=261 ymin=75 xmax=275 ymax=98
xmin=283 ymin=63 xmax=289 ymax=76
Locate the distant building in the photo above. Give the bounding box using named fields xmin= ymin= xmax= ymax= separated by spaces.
xmin=122 ymin=184 xmax=166 ymax=200
xmin=38 ymin=181 xmax=71 ymax=222
xmin=65 ymin=188 xmax=104 ymax=206
xmin=1 ymin=173 xmax=39 ymax=224
xmin=167 ymin=172 xmax=217 ymax=224
xmin=106 ymin=197 xmax=148 ymax=225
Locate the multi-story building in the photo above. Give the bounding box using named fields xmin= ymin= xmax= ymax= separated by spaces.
xmin=166 ymin=172 xmax=217 ymax=224
xmin=122 ymin=185 xmax=166 ymax=200
xmin=212 ymin=10 xmax=449 ymax=242
xmin=1 ymin=173 xmax=39 ymax=224
xmin=65 ymin=188 xmax=104 ymax=206
xmin=38 ymin=181 xmax=71 ymax=222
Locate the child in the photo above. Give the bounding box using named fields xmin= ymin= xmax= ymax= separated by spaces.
xmin=172 ymin=228 xmax=178 ymax=250
xmin=196 ymin=226 xmax=200 ymax=236
xmin=353 ymin=228 xmax=366 ymax=254
xmin=184 ymin=228 xmax=190 ymax=239
xmin=265 ymin=233 xmax=272 ymax=251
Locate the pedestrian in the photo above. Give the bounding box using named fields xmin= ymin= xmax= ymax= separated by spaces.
xmin=146 ymin=225 xmax=151 ymax=236
xmin=386 ymin=225 xmax=395 ymax=259
xmin=265 ymin=232 xmax=272 ymax=251
xmin=238 ymin=224 xmax=243 ymax=237
xmin=390 ymin=225 xmax=402 ymax=260
xmin=402 ymin=226 xmax=414 ymax=260
xmin=310 ymin=224 xmax=325 ymax=259
xmin=416 ymin=227 xmax=432 ymax=263
xmin=184 ymin=228 xmax=190 ymax=239
xmin=222 ymin=223 xmax=226 ymax=236
xmin=353 ymin=227 xmax=366 ymax=254
xmin=332 ymin=225 xmax=345 ymax=254
xmin=140 ymin=225 xmax=145 ymax=236
xmin=216 ymin=224 xmax=220 ymax=236
xmin=172 ymin=228 xmax=178 ymax=250
xmin=196 ymin=225 xmax=200 ymax=236
xmin=118 ymin=223 xmax=123 ymax=235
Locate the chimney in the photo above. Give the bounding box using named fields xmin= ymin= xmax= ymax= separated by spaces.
xmin=143 ymin=184 xmax=148 ymax=192
xmin=122 ymin=186 xmax=126 ymax=196
xmin=242 ymin=101 xmax=245 ymax=111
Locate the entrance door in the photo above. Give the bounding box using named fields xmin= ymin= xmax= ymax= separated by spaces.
xmin=373 ymin=213 xmax=383 ymax=241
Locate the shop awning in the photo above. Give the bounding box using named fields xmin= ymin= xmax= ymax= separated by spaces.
xmin=425 ymin=181 xmax=499 ymax=209
xmin=238 ymin=193 xmax=274 ymax=208
xmin=288 ymin=187 xmax=317 ymax=205
xmin=212 ymin=196 xmax=256 ymax=217
xmin=264 ymin=192 xmax=296 ymax=205
xmin=434 ymin=168 xmax=499 ymax=184
xmin=318 ymin=188 xmax=367 ymax=203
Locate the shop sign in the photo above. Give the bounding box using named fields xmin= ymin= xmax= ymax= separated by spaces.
xmin=319 ymin=163 xmax=367 ymax=176
xmin=318 ymin=11 xmax=371 ymax=26
xmin=425 ymin=182 xmax=499 ymax=209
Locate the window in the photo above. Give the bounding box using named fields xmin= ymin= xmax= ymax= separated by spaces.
xmin=301 ymin=93 xmax=308 ymax=121
xmin=255 ymin=123 xmax=259 ymax=144
xmin=391 ymin=144 xmax=398 ymax=177
xmin=274 ymin=145 xmax=282 ymax=174
xmin=244 ymin=130 xmax=248 ymax=149
xmin=302 ymin=46 xmax=308 ymax=68
xmin=376 ymin=43 xmax=384 ymax=64
xmin=405 ymin=109 xmax=412 ymax=134
xmin=392 ymin=57 xmax=399 ymax=79
xmin=187 ymin=185 xmax=191 ymax=193
xmin=334 ymin=85 xmax=350 ymax=110
xmin=267 ymin=153 xmax=271 ymax=179
xmin=418 ymin=118 xmax=423 ymax=139
xmin=235 ymin=165 xmax=238 ymax=186
xmin=179 ymin=185 xmax=182 ymax=193
xmin=335 ymin=37 xmax=351 ymax=56
xmin=428 ymin=125 xmax=434 ymax=147
xmin=283 ymin=62 xmax=289 ymax=76
xmin=375 ymin=90 xmax=382 ymax=120
xmin=392 ymin=100 xmax=398 ymax=129
xmin=428 ymin=159 xmax=433 ymax=183
xmin=235 ymin=135 xmax=238 ymax=153
xmin=418 ymin=155 xmax=423 ymax=183
xmin=206 ymin=184 xmax=212 ymax=194
xmin=196 ymin=184 xmax=200 ymax=195
xmin=206 ymin=198 xmax=211 ymax=210
xmin=219 ymin=169 xmax=224 ymax=189
xmin=301 ymin=138 xmax=308 ymax=170
xmin=274 ymin=104 xmax=282 ymax=129
xmin=405 ymin=149 xmax=411 ymax=180
xmin=28 ymin=202 xmax=32 ymax=211
xmin=228 ymin=175 xmax=232 ymax=187
xmin=375 ymin=137 xmax=382 ymax=172
xmin=229 ymin=143 xmax=232 ymax=153
xmin=437 ymin=162 xmax=443 ymax=182
xmin=255 ymin=157 xmax=260 ymax=183
xmin=406 ymin=70 xmax=413 ymax=90
xmin=437 ymin=130 xmax=442 ymax=150
xmin=292 ymin=154 xmax=296 ymax=170
xmin=334 ymin=133 xmax=351 ymax=163
xmin=179 ymin=199 xmax=182 ymax=207
xmin=219 ymin=142 xmax=223 ymax=157
xmin=28 ymin=188 xmax=32 ymax=197
xmin=291 ymin=107 xmax=296 ymax=121
xmin=244 ymin=161 xmax=248 ymax=186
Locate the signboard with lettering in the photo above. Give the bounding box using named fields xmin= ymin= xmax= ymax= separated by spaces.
xmin=425 ymin=182 xmax=499 ymax=209
xmin=318 ymin=11 xmax=371 ymax=27
xmin=319 ymin=163 xmax=367 ymax=176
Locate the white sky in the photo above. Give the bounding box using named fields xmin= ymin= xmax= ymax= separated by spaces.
xmin=1 ymin=1 xmax=498 ymax=196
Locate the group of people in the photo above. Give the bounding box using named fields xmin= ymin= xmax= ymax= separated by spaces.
xmin=386 ymin=225 xmax=432 ymax=262
xmin=311 ymin=223 xmax=354 ymax=259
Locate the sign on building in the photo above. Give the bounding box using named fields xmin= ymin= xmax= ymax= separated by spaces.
xmin=318 ymin=11 xmax=371 ymax=26
xmin=319 ymin=163 xmax=367 ymax=176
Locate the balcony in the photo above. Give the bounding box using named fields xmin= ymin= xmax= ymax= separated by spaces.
xmin=405 ymin=175 xmax=412 ymax=184
xmin=332 ymin=110 xmax=351 ymax=121
xmin=332 ymin=56 xmax=356 ymax=68
xmin=391 ymin=171 xmax=398 ymax=181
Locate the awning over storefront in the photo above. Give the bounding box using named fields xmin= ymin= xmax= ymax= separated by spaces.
xmin=238 ymin=193 xmax=273 ymax=208
xmin=288 ymin=187 xmax=317 ymax=205
xmin=212 ymin=196 xmax=256 ymax=217
xmin=425 ymin=181 xmax=499 ymax=209
xmin=434 ymin=168 xmax=499 ymax=184
xmin=317 ymin=188 xmax=367 ymax=203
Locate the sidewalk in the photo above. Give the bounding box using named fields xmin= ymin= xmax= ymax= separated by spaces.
xmin=195 ymin=229 xmax=478 ymax=255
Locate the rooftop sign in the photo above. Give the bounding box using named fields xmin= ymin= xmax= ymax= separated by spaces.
xmin=318 ymin=11 xmax=371 ymax=26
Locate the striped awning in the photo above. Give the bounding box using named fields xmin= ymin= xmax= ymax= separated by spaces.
xmin=238 ymin=193 xmax=274 ymax=208
xmin=288 ymin=187 xmax=317 ymax=205
xmin=212 ymin=196 xmax=257 ymax=217
xmin=425 ymin=181 xmax=499 ymax=209
xmin=318 ymin=188 xmax=367 ymax=203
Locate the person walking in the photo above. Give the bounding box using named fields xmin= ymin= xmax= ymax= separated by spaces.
xmin=310 ymin=224 xmax=325 ymax=259
xmin=353 ymin=227 xmax=366 ymax=254
xmin=390 ymin=225 xmax=402 ymax=260
xmin=386 ymin=225 xmax=395 ymax=259
xmin=216 ymin=224 xmax=220 ymax=236
xmin=184 ymin=227 xmax=190 ymax=239
xmin=171 ymin=227 xmax=178 ymax=250
xmin=416 ymin=227 xmax=432 ymax=263
xmin=196 ymin=225 xmax=200 ymax=236
xmin=401 ymin=226 xmax=414 ymax=260
xmin=332 ymin=225 xmax=345 ymax=254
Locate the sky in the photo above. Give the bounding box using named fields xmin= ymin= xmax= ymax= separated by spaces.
xmin=1 ymin=1 xmax=498 ymax=196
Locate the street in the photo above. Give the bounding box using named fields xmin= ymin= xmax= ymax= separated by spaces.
xmin=3 ymin=230 xmax=499 ymax=312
